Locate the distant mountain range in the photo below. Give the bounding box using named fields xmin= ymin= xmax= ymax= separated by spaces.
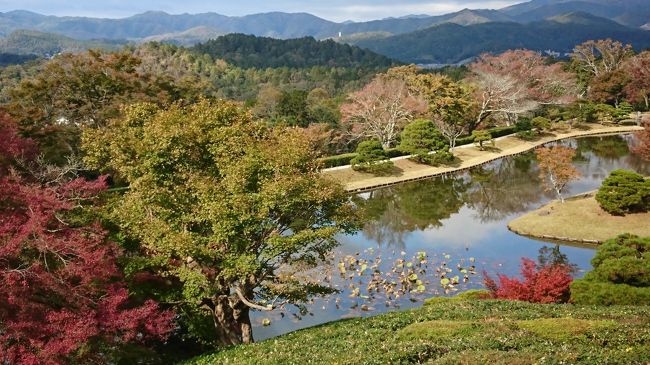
xmin=0 ymin=0 xmax=648 ymax=64
xmin=354 ymin=12 xmax=650 ymax=64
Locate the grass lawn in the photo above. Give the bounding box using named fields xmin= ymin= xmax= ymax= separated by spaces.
xmin=508 ymin=193 xmax=650 ymax=243
xmin=183 ymin=292 xmax=650 ymax=365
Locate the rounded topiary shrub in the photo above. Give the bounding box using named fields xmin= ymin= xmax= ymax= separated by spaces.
xmin=350 ymin=139 xmax=394 ymax=175
xmin=472 ymin=130 xmax=493 ymax=150
xmin=595 ymin=169 xmax=650 ymax=215
xmin=570 ymin=234 xmax=650 ymax=305
xmin=399 ymin=119 xmax=450 ymax=165
xmin=532 ymin=116 xmax=551 ymax=131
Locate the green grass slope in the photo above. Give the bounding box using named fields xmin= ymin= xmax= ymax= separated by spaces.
xmin=184 ymin=293 xmax=650 ymax=365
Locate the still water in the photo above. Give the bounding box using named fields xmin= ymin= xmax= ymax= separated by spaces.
xmin=253 ymin=134 xmax=650 ymax=341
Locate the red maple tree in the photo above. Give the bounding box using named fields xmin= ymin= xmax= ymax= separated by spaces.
xmin=483 ymin=258 xmax=573 ymax=304
xmin=0 ymin=114 xmax=174 ymax=365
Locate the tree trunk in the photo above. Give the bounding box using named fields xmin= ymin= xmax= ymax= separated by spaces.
xmin=211 ymin=295 xmax=254 ymax=345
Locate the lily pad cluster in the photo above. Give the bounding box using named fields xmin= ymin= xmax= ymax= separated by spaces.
xmin=334 ymin=249 xmax=478 ymax=310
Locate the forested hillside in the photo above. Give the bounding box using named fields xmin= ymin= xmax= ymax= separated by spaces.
xmin=0 ymin=29 xmax=125 ymax=56
xmin=191 ymin=34 xmax=397 ymax=69
xmin=356 ymin=13 xmax=650 ymax=64
xmin=0 ymin=52 xmax=37 ymax=66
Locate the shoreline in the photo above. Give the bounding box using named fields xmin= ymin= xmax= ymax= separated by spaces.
xmin=323 ymin=125 xmax=643 ymax=193
xmin=508 ymin=191 xmax=650 ymax=244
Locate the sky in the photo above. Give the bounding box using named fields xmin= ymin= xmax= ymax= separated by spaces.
xmin=0 ymin=0 xmax=525 ymax=22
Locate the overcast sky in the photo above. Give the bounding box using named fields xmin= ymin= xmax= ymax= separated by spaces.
xmin=0 ymin=0 xmax=525 ymax=22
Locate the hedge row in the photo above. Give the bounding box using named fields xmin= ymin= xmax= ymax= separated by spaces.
xmin=319 ymin=125 xmax=518 ymax=168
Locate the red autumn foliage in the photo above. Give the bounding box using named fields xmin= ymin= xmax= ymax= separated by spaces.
xmin=483 ymin=258 xmax=573 ymax=304
xmin=632 ymin=118 xmax=650 ymax=161
xmin=0 ymin=115 xmax=174 ymax=365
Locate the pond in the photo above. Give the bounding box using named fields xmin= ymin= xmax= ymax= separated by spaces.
xmin=252 ymin=134 xmax=650 ymax=341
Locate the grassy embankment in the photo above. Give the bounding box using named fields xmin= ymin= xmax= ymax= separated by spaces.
xmin=508 ymin=192 xmax=650 ymax=244
xmin=184 ymin=291 xmax=650 ymax=365
xmin=324 ymin=125 xmax=643 ymax=192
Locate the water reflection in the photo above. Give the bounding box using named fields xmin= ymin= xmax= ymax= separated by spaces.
xmin=252 ymin=135 xmax=650 ymax=340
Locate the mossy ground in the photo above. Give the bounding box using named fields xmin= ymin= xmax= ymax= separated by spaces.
xmin=184 ymin=294 xmax=650 ymax=365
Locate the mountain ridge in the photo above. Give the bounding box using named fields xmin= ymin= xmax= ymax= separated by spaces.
xmin=0 ymin=0 xmax=647 ymax=42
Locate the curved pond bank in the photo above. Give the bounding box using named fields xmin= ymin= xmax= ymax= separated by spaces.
xmin=324 ymin=125 xmax=643 ymax=192
xmin=508 ymin=191 xmax=650 ymax=244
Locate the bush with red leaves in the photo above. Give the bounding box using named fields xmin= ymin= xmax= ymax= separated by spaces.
xmin=0 ymin=114 xmax=174 ymax=365
xmin=483 ymin=258 xmax=574 ymax=304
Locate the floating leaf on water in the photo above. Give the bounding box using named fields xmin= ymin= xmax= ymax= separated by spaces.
xmin=406 ymin=262 xmax=413 ymax=268
xmin=416 ymin=284 xmax=426 ymax=292
xmin=460 ymin=269 xmax=468 ymax=274
xmin=440 ymin=278 xmax=450 ymax=286
xmin=262 ymin=318 xmax=271 ymax=327
xmin=408 ymin=273 xmax=418 ymax=281
xmin=444 ymin=254 xmax=451 ymax=260
xmin=469 ymin=257 xmax=475 ymax=263
xmin=452 ymin=276 xmax=460 ymax=285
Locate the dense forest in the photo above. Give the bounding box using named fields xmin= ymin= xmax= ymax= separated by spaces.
xmin=0 ymin=52 xmax=38 ymax=66
xmin=191 ymin=34 xmax=398 ymax=69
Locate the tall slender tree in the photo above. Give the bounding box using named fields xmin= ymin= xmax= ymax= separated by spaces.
xmin=535 ymin=146 xmax=580 ymax=203
xmin=341 ymin=75 xmax=427 ymax=148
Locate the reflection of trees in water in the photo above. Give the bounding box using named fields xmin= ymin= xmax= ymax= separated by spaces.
xmin=575 ymin=135 xmax=650 ymax=177
xmin=354 ymin=176 xmax=468 ymax=249
xmin=576 ymin=135 xmax=630 ymax=161
xmin=354 ymin=136 xmax=650 ymax=249
xmin=464 ymin=154 xmax=551 ymax=222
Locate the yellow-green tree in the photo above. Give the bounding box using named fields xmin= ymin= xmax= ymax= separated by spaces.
xmin=82 ymin=100 xmax=358 ymax=346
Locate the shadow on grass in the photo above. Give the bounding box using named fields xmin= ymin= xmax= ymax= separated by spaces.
xmin=360 ymin=165 xmax=405 ymax=177
xmin=478 ymin=146 xmax=503 ymax=153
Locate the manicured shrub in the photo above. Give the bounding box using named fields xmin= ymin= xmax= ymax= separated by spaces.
xmin=595 ymin=169 xmax=650 ymax=215
xmin=318 ymin=152 xmax=357 ymax=168
xmin=483 ymin=258 xmax=573 ymax=304
xmin=350 ymin=139 xmax=394 ymax=174
xmin=613 ymin=102 xmax=634 ymax=122
xmin=595 ymin=103 xmax=616 ymax=122
xmin=570 ymin=280 xmax=650 ymax=305
xmin=472 ymin=130 xmax=493 ymax=150
xmin=571 ymin=234 xmax=650 ymax=305
xmin=399 ymin=119 xmax=449 ymax=165
xmin=532 ymin=116 xmax=551 ymax=131
xmin=515 ymin=118 xmax=537 ymax=140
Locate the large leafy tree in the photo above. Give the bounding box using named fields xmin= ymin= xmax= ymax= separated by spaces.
xmin=471 ymin=50 xmax=577 ymax=126
xmin=387 ymin=65 xmax=478 ymax=132
xmin=0 ymin=114 xmax=173 ymax=365
xmin=623 ymin=51 xmax=650 ymax=110
xmin=82 ymin=100 xmax=358 ymax=345
xmin=2 ymin=50 xmax=183 ymax=164
xmin=341 ymin=74 xmax=427 ymax=148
